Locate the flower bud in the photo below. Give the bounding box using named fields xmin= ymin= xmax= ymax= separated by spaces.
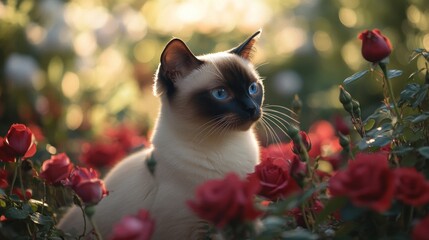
xmin=291 ymin=131 xmax=312 ymax=154
xmin=351 ymin=100 xmax=361 ymax=118
xmin=286 ymin=125 xmax=300 ymax=140
xmin=358 ymin=29 xmax=392 ymax=63
xmin=339 ymin=86 xmax=352 ymax=105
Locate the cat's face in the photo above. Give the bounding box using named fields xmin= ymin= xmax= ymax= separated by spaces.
xmin=154 ymin=31 xmax=263 ymax=132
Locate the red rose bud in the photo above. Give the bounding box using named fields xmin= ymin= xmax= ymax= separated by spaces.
xmin=0 ymin=124 xmax=36 ymax=162
xmin=287 ymin=200 xmax=324 ymax=228
xmin=290 ymin=155 xmax=307 ymax=179
xmin=248 ymin=157 xmax=301 ymax=201
xmin=187 ymin=173 xmax=261 ymax=228
xmin=329 ymin=152 xmax=395 ymax=212
xmin=109 ymin=209 xmax=155 ymax=240
xmin=0 ymin=169 xmax=8 ymax=189
xmin=40 ymin=153 xmax=74 ymax=185
xmin=358 ymin=29 xmax=392 ymax=63
xmin=68 ymin=167 xmax=108 ymax=205
xmin=12 ymin=188 xmax=32 ymax=200
xmin=393 ymin=168 xmax=429 ymax=207
xmin=413 ymin=215 xmax=429 ymax=240
xmin=291 ymin=131 xmax=311 ymax=154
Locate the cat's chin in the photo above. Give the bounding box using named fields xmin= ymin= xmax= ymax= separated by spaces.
xmin=236 ymin=121 xmax=257 ymax=131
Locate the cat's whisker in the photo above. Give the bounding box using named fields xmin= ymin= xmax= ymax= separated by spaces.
xmin=263 ymin=104 xmax=298 ymax=116
xmin=260 ymin=117 xmax=283 ymax=147
xmin=198 ymin=121 xmax=224 ymax=144
xmin=255 ymin=120 xmax=270 ymax=145
xmin=192 ymin=116 xmax=222 ymax=140
xmin=263 ymin=112 xmax=292 ymax=139
xmin=263 ymin=108 xmax=299 ymax=124
xmin=192 ymin=115 xmax=225 ymax=144
xmin=259 ymin=118 xmax=286 ymax=156
xmin=262 ymin=114 xmax=290 ymax=141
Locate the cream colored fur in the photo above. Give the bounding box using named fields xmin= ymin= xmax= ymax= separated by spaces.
xmin=58 ymin=52 xmax=261 ymax=240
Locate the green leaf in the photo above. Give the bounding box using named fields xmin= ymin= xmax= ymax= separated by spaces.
xmin=418 ymin=147 xmax=429 ymax=159
xmin=343 ymin=70 xmax=369 ymax=85
xmin=391 ymin=146 xmax=414 ymax=155
xmin=5 ymin=207 xmax=30 ymax=220
xmin=411 ymin=113 xmax=429 ymax=123
xmin=387 ymin=69 xmax=403 ymax=79
xmin=30 ymin=212 xmax=54 ymax=226
xmin=413 ymin=48 xmax=425 ymax=54
xmin=364 ymin=119 xmax=376 ymax=131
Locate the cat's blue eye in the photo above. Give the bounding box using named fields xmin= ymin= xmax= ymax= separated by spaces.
xmin=211 ymin=88 xmax=229 ymax=100
xmin=248 ymin=82 xmax=259 ymax=95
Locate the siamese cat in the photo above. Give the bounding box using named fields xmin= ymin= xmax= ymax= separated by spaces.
xmin=58 ymin=31 xmax=264 ymax=239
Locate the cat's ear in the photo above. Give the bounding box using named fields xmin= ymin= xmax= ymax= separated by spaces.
xmin=160 ymin=39 xmax=203 ymax=81
xmin=230 ymin=30 xmax=261 ymax=61
xmin=155 ymin=39 xmax=203 ymax=96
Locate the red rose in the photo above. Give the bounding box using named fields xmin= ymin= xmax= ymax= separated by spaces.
xmin=40 ymin=153 xmax=74 ymax=185
xmin=413 ymin=215 xmax=429 ymax=240
xmin=291 ymin=131 xmax=311 ymax=154
xmin=248 ymin=157 xmax=300 ymax=201
xmin=329 ymin=152 xmax=395 ymax=212
xmin=260 ymin=143 xmax=295 ymax=162
xmin=109 ymin=209 xmax=155 ymax=240
xmin=0 ymin=124 xmax=36 ymax=162
xmin=80 ymin=142 xmax=126 ymax=169
xmin=105 ymin=125 xmax=149 ymax=152
xmin=333 ymin=115 xmax=350 ymax=136
xmin=358 ymin=29 xmax=392 ymax=63
xmin=393 ymin=168 xmax=429 ymax=207
xmin=187 ymin=173 xmax=261 ymax=228
xmin=67 ymin=167 xmax=108 ymax=205
xmin=0 ymin=169 xmax=8 ymax=189
xmin=308 ymin=120 xmax=341 ymax=158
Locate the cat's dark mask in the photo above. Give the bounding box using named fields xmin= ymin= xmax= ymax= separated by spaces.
xmin=154 ymin=31 xmax=263 ymax=131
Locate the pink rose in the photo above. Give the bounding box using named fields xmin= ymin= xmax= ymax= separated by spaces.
xmin=0 ymin=124 xmax=36 ymax=162
xmin=39 ymin=153 xmax=74 ymax=185
xmin=67 ymin=167 xmax=108 ymax=205
xmin=109 ymin=209 xmax=155 ymax=240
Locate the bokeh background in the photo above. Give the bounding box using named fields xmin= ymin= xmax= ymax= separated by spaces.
xmin=1 ymin=0 xmax=428 ymax=161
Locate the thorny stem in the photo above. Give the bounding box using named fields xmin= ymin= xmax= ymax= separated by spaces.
xmin=78 ymin=205 xmax=87 ymax=240
xmin=88 ymin=214 xmax=102 ymax=240
xmin=18 ymin=160 xmax=26 ymax=201
xmin=379 ymin=62 xmax=404 ymax=125
xmin=9 ymin=159 xmax=19 ymax=196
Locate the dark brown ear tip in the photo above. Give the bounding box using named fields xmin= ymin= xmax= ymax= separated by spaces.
xmin=252 ymin=29 xmax=262 ymax=39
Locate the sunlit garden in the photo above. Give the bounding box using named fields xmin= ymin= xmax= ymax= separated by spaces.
xmin=1 ymin=0 xmax=429 ymax=239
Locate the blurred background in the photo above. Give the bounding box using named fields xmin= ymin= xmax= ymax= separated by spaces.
xmin=0 ymin=0 xmax=428 ymax=164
